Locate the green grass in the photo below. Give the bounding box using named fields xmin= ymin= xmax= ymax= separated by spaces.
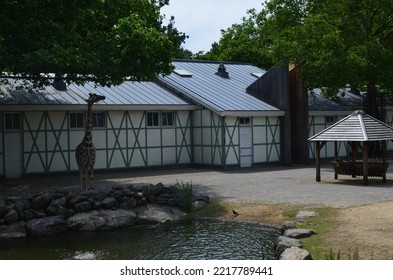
xmin=193 ymin=200 xmax=229 ymax=216
xmin=284 ymin=207 xmax=339 ymax=259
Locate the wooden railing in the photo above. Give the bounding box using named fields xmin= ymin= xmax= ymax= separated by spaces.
xmin=332 ymin=160 xmax=389 ymax=179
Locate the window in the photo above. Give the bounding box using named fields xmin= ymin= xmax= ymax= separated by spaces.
xmin=69 ymin=113 xmax=84 ymax=129
xmin=162 ymin=112 xmax=175 ymax=127
xmin=239 ymin=117 xmax=251 ymax=125
xmin=92 ymin=112 xmax=106 ymax=128
xmin=4 ymin=113 xmax=21 ymax=130
xmin=147 ymin=112 xmax=159 ymax=127
xmin=325 ymin=116 xmax=335 ymax=125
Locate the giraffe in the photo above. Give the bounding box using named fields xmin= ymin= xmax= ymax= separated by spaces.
xmin=75 ymin=93 xmax=106 ymax=191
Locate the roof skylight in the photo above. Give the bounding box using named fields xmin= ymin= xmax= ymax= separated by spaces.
xmin=173 ymin=69 xmax=193 ymax=77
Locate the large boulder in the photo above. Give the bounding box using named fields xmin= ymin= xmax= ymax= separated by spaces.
xmin=280 ymin=221 xmax=297 ymax=234
xmin=101 ymin=197 xmax=117 ymax=209
xmin=4 ymin=209 xmax=19 ymax=223
xmin=276 ymin=236 xmax=303 ymax=256
xmin=279 ymin=247 xmax=312 ymax=260
xmin=136 ymin=204 xmax=186 ymax=225
xmin=0 ymin=221 xmax=27 ymax=239
xmin=26 ymin=216 xmax=67 ymax=235
xmin=31 ymin=193 xmax=53 ymax=210
xmin=296 ymin=211 xmax=318 ymax=219
xmin=283 ymin=229 xmax=316 ymax=239
xmin=0 ymin=200 xmax=8 ymax=218
xmin=67 ymin=209 xmax=137 ymax=231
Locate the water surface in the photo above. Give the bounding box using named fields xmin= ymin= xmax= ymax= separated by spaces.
xmin=0 ymin=218 xmax=279 ymax=260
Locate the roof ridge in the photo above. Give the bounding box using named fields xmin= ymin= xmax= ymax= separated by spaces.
xmin=172 ymin=59 xmax=255 ymax=66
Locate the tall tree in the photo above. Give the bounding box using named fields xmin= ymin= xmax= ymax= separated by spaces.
xmin=0 ymin=0 xmax=186 ymax=87
xmin=267 ymin=0 xmax=393 ymax=119
xmin=202 ymin=9 xmax=275 ymax=70
xmin=209 ymin=0 xmax=393 ymax=119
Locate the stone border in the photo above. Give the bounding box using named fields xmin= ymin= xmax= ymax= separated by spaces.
xmin=276 ymin=211 xmax=318 ymax=260
xmin=0 ymin=183 xmax=209 ymax=238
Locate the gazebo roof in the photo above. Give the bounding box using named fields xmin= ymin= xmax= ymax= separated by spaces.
xmin=308 ymin=110 xmax=393 ymax=142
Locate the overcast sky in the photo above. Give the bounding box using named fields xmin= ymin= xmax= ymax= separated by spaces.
xmin=161 ymin=0 xmax=263 ymax=53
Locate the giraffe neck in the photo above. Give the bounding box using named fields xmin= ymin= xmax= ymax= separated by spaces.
xmin=83 ymin=102 xmax=94 ymax=144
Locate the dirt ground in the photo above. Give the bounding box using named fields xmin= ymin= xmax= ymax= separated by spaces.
xmin=324 ymin=201 xmax=393 ymax=260
xmin=216 ymin=200 xmax=393 ymax=260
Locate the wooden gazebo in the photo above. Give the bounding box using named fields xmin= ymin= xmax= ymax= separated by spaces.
xmin=308 ymin=110 xmax=393 ymax=185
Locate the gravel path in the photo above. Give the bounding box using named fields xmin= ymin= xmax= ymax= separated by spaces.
xmin=2 ymin=161 xmax=393 ymax=207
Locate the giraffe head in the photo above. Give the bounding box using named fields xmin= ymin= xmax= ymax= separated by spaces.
xmin=86 ymin=93 xmax=106 ymax=105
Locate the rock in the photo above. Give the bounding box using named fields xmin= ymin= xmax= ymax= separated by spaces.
xmin=19 ymin=209 xmax=37 ymax=221
xmin=156 ymin=194 xmax=170 ymax=204
xmin=68 ymin=195 xmax=88 ymax=208
xmin=7 ymin=220 xmax=26 ymax=234
xmin=126 ymin=198 xmax=137 ymax=209
xmin=279 ymin=247 xmax=312 ymax=260
xmin=276 ymin=236 xmax=303 ymax=256
xmin=195 ymin=195 xmax=209 ymax=204
xmin=154 ymin=183 xmax=164 ymax=194
xmin=0 ymin=200 xmax=9 ymax=217
xmin=136 ymin=204 xmax=186 ymax=225
xmin=74 ymin=201 xmax=92 ymax=213
xmin=192 ymin=200 xmax=208 ymax=211
xmin=26 ymin=216 xmax=67 ymax=235
xmin=296 ymin=211 xmax=318 ymax=219
xmin=13 ymin=200 xmax=27 ymax=212
xmin=0 ymin=221 xmax=27 ymax=239
xmin=67 ymin=209 xmax=137 ymax=231
xmin=4 ymin=209 xmax=19 ymax=223
xmin=283 ymin=228 xmax=316 ymax=239
xmin=281 ymin=221 xmax=297 ymax=234
xmin=101 ymin=197 xmax=117 ymax=209
xmin=31 ymin=193 xmax=53 ymax=209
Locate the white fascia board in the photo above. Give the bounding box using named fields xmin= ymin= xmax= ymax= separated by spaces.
xmin=219 ymin=110 xmax=285 ymax=117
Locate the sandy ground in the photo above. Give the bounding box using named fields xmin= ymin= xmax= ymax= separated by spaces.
xmin=324 ymin=201 xmax=393 ymax=260
xmin=217 ymin=201 xmax=393 ymax=260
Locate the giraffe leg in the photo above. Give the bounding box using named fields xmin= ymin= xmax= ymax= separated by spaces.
xmin=81 ymin=168 xmax=88 ymax=192
xmin=88 ymin=169 xmax=95 ymax=190
xmin=79 ymin=169 xmax=84 ymax=191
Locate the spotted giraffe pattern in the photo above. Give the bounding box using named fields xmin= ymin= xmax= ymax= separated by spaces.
xmin=75 ymin=93 xmax=105 ymax=191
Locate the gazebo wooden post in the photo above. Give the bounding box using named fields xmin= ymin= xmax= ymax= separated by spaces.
xmin=334 ymin=141 xmax=338 ymax=179
xmin=363 ymin=141 xmax=369 ymax=185
xmin=351 ymin=141 xmax=357 ymax=178
xmin=316 ymin=141 xmax=321 ymax=182
xmin=383 ymin=140 xmax=387 ymax=183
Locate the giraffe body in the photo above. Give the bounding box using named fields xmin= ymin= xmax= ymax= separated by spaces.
xmin=75 ymin=93 xmax=105 ymax=191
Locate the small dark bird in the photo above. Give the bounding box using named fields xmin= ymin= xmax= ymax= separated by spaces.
xmin=232 ymin=210 xmax=239 ymax=216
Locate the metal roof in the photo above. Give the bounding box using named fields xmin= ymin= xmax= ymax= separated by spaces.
xmin=0 ymin=79 xmax=194 ymax=111
xmin=308 ymin=110 xmax=393 ymax=142
xmin=158 ymin=60 xmax=284 ymax=117
xmin=308 ymin=90 xmax=350 ymax=113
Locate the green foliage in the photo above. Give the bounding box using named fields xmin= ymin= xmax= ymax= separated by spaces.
xmin=325 ymin=248 xmax=363 ymax=260
xmin=206 ymin=0 xmax=393 ymax=118
xmin=325 ymin=249 xmax=341 ymax=260
xmin=176 ymin=181 xmax=194 ymax=213
xmin=0 ymin=0 xmax=186 ymax=87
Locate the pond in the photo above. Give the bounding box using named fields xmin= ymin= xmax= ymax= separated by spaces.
xmin=0 ymin=218 xmax=280 ymax=260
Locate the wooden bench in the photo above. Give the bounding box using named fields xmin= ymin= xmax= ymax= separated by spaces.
xmin=332 ymin=160 xmax=389 ymax=181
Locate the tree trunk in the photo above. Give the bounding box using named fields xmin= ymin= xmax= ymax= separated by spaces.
xmin=367 ymin=82 xmax=381 ymax=157
xmin=367 ymin=83 xmax=379 ymax=120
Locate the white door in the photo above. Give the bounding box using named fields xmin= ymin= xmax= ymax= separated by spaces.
xmin=240 ymin=127 xmax=252 ymax=168
xmin=5 ymin=132 xmax=22 ymax=178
